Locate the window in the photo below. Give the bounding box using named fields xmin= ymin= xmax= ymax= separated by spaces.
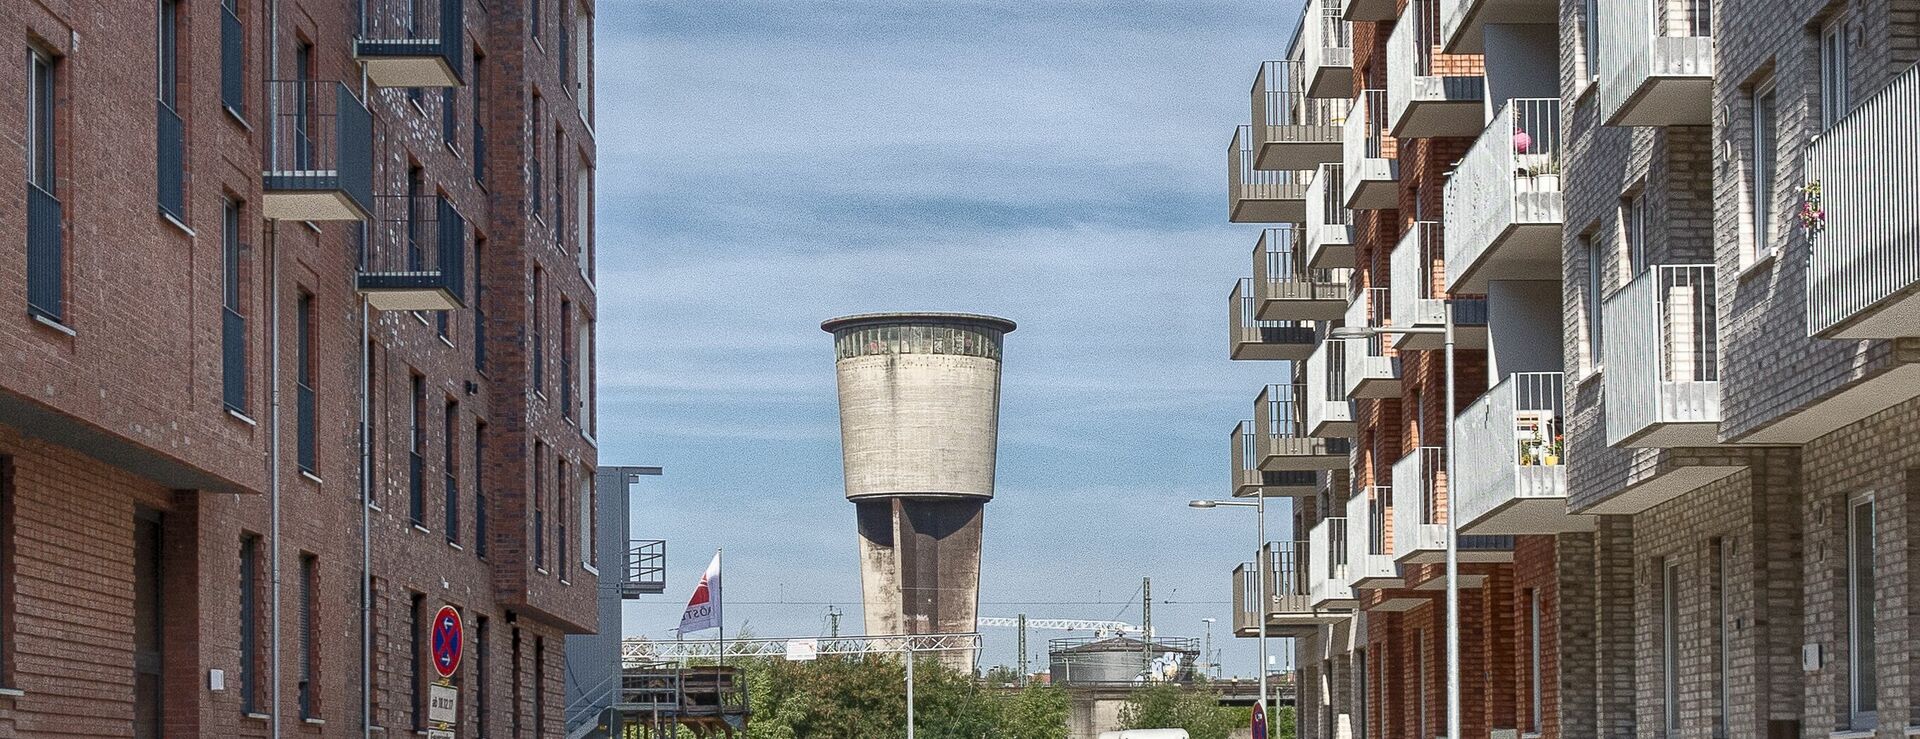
xmin=1582 ymin=235 xmax=1604 ymax=373
xmin=554 ymin=127 xmax=567 ymax=246
xmin=220 ymin=0 xmax=244 ymax=114
xmin=1714 ymin=538 xmax=1730 ymax=737
xmin=410 ymin=373 xmax=426 ymax=525
xmin=531 ymin=100 xmax=544 ymax=217
xmin=156 ymin=0 xmax=186 ymax=220
xmin=578 ymin=318 xmax=593 ymax=437
xmin=1417 ymin=630 xmax=1429 ymax=739
xmin=223 ymin=199 xmax=247 ymax=413
xmin=534 ymin=637 xmax=547 ymax=735
xmin=365 ymin=341 xmax=380 ymax=506
xmin=576 ymin=165 xmax=593 ymax=279
xmin=1621 ymin=193 xmax=1647 ymax=279
xmin=296 ymin=292 xmax=317 ymax=474
xmin=510 ymin=627 xmax=523 ymax=737
xmin=445 ymin=399 xmax=460 ymax=544
xmin=298 ymin=553 xmax=317 ymax=719
xmin=411 ymin=592 xmax=427 ymax=730
xmin=476 ymin=616 xmax=490 ymax=736
xmin=560 ymin=299 xmax=574 ymax=419
xmin=1528 ymin=589 xmax=1542 ymax=733
xmin=534 ymin=441 xmax=547 ymax=570
xmin=574 ymin=5 xmax=591 ymax=115
xmin=1582 ymin=0 xmax=1599 ymax=83
xmin=532 ymin=268 xmax=546 ymax=394
xmin=474 ymin=421 xmax=489 ymax=559
xmin=1849 ymin=494 xmax=1877 ymax=729
xmin=28 ymin=48 xmax=63 ymax=322
xmin=239 ymin=535 xmax=262 ymax=714
xmin=1355 ymin=646 xmax=1368 ymax=739
xmin=133 ymin=509 xmax=165 ymax=739
xmin=473 ymin=236 xmax=488 ymax=373
xmin=472 ymin=49 xmax=487 ymax=183
xmin=1750 ymin=81 xmax=1778 ymax=261
xmin=530 ymin=0 xmax=542 ymax=38
xmin=0 ymin=458 xmax=16 ymax=687
xmin=1821 ymin=19 xmax=1851 ymax=129
xmin=1663 ymin=559 xmax=1680 ymax=733
xmin=557 ymin=458 xmax=570 ymax=581
xmin=581 ymin=466 xmax=596 ymax=570
xmin=442 ymin=86 xmax=459 ymax=149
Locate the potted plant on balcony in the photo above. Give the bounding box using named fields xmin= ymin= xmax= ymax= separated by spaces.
xmin=1545 ymin=434 xmax=1563 ymax=466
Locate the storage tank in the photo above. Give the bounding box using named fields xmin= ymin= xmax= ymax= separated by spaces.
xmin=1049 ymin=636 xmax=1202 ymax=687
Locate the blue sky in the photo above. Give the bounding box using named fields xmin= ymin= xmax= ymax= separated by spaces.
xmin=593 ymin=0 xmax=1304 ymax=677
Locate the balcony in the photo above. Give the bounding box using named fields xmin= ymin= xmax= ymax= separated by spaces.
xmin=1453 ymin=373 xmax=1589 ymax=534
xmin=1310 ymin=518 xmax=1358 ymax=608
xmin=1236 ymin=542 xmax=1343 ymax=637
xmin=355 ymin=0 xmax=466 ymax=88
xmin=359 ymin=195 xmax=467 ymax=310
xmin=1389 ymin=222 xmax=1490 ymax=351
xmin=1231 ymin=421 xmax=1321 ymax=498
xmin=1305 ymin=341 xmax=1355 ymax=438
xmin=1230 ymin=126 xmax=1310 ymax=222
xmin=1602 ymin=265 xmax=1720 ymax=447
xmin=1342 ymin=90 xmax=1398 ymax=210
xmin=262 ymin=81 xmax=374 ymax=221
xmin=1343 ymin=289 xmax=1401 ymax=398
xmin=1387 ymin=0 xmax=1487 ymax=139
xmin=1251 ymin=384 xmax=1351 ymax=472
xmin=1444 ymin=98 xmax=1564 ymax=292
xmin=1342 ymin=0 xmax=1398 ymax=22
xmin=1253 ymin=61 xmax=1345 ymax=169
xmin=1301 ymin=3 xmax=1354 ymax=99
xmin=1255 ymin=226 xmax=1350 ymax=320
xmin=1806 ymin=61 xmax=1920 ymax=339
xmin=622 ymin=540 xmax=667 ymax=597
xmin=1344 ymin=490 xmax=1401 ymax=589
xmin=1439 ymin=0 xmax=1556 ymax=54
xmin=1306 ymin=165 xmax=1355 ymax=269
xmin=1231 ymin=280 xmax=1318 ymax=361
xmin=1391 ymin=447 xmax=1515 ymax=565
xmin=1598 ymin=0 xmax=1713 ymax=126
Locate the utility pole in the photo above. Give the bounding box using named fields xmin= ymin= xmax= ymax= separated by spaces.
xmin=827 ymin=606 xmax=842 ymax=638
xmin=1016 ymin=613 xmax=1029 ymax=686
xmin=1141 ymin=577 xmax=1153 ymax=668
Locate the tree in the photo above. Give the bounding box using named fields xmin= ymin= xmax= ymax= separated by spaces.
xmin=728 ymin=654 xmax=1068 ymax=739
xmin=1117 ymin=682 xmax=1251 ymax=739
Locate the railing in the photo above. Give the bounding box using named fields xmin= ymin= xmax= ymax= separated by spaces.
xmin=1391 ymin=222 xmax=1448 ymax=330
xmin=1806 ymin=60 xmax=1920 ymax=338
xmin=1231 ymin=420 xmax=1321 ymax=495
xmin=1387 ymin=0 xmax=1485 ymax=136
xmin=1302 ymin=0 xmax=1353 ymax=97
xmin=1231 ymin=279 xmax=1315 ymax=353
xmin=475 ymin=483 xmax=488 ymax=558
xmin=1233 ymin=561 xmax=1264 ymax=633
xmin=473 ymin=121 xmax=487 ymax=182
xmin=263 ymin=80 xmax=374 ymax=218
xmin=408 ymin=451 xmax=425 ymax=524
xmin=625 ymin=540 xmax=667 ymax=596
xmin=1256 ymin=226 xmax=1349 ymax=306
xmin=355 ymin=0 xmax=465 ymax=83
xmin=359 ymin=195 xmax=467 ymax=308
xmin=445 ymin=473 xmax=460 ymax=542
xmin=1229 ymin=126 xmax=1309 ymax=217
xmin=1253 ymin=60 xmax=1346 ymax=156
xmin=223 ymin=307 xmax=247 ymax=411
xmin=1454 ymin=372 xmax=1566 ymax=531
xmin=1305 ymin=340 xmax=1353 ymax=434
xmin=1603 ymin=264 xmax=1720 ymax=446
xmin=296 ymin=382 xmax=317 ymax=473
xmin=27 ymin=183 xmax=63 ymax=322
xmin=1256 ymin=383 xmax=1351 ymax=458
xmin=157 ymin=99 xmax=186 ymax=221
xmin=1342 ymin=90 xmax=1396 ymax=208
xmin=1391 ymin=447 xmax=1447 ymax=560
xmin=220 ymin=1 xmax=243 ymax=112
xmin=1599 ymin=0 xmax=1714 ymax=125
xmin=1309 ymin=517 xmax=1352 ymax=605
xmin=1307 ymin=165 xmax=1353 ymax=267
xmin=1342 ymin=288 xmax=1400 ymax=397
xmin=1445 ymin=98 xmax=1562 ymax=290
xmin=1344 ymin=489 xmax=1398 ymax=586
xmin=618 ymin=666 xmax=749 ymax=715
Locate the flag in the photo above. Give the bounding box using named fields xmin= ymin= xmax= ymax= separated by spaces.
xmin=1252 ymin=702 xmax=1267 ymax=739
xmin=677 ymin=551 xmax=722 ymax=635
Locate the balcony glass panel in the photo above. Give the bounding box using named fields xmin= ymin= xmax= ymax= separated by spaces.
xmin=1454 ymin=373 xmax=1585 ymax=534
xmin=1387 ymin=0 xmax=1486 ymax=139
xmin=1445 ymin=98 xmax=1563 ymax=292
xmin=1599 ymin=0 xmax=1713 ymax=126
xmin=1602 ymin=264 xmax=1721 ymax=447
xmin=1230 ymin=126 xmax=1310 ymax=222
xmin=1254 ymin=60 xmax=1345 ymax=169
xmin=1307 ymin=165 xmax=1355 ymax=270
xmin=1342 ymin=90 xmax=1399 ymax=209
xmin=1302 ymin=1 xmax=1354 ymax=98
xmin=1806 ymin=61 xmax=1920 ymax=339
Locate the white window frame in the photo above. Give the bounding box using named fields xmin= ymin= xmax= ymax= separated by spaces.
xmin=1821 ymin=18 xmax=1851 ymax=130
xmin=1848 ymin=492 xmax=1877 ymax=730
xmin=1582 ymin=235 xmax=1605 ymax=376
xmin=1750 ymin=80 xmax=1778 ymax=263
xmin=1622 ymin=193 xmax=1647 ymax=279
xmin=1583 ymin=0 xmax=1600 ymax=84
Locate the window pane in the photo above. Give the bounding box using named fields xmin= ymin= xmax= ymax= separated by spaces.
xmin=1852 ymin=499 xmax=1877 ymax=718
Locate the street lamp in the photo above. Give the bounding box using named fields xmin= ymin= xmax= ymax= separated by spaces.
xmin=1189 ymin=496 xmax=1267 ymax=727
xmin=1200 ymin=618 xmax=1218 ymax=679
xmin=1329 ymin=312 xmax=1460 ymax=739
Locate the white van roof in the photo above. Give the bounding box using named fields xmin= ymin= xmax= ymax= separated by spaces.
xmin=1095 ymin=731 xmax=1190 ymax=739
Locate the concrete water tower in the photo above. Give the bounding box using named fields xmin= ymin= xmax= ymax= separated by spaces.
xmin=822 ymin=312 xmax=1015 ymax=665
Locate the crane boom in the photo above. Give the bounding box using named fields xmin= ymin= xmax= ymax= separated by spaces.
xmin=977 ymin=617 xmax=1140 ymax=633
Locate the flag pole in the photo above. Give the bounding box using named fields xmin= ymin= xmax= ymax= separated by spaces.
xmin=716 ymin=548 xmax=725 ymax=669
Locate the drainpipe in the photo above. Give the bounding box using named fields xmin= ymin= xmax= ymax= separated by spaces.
xmin=265 ymin=0 xmax=282 ymax=734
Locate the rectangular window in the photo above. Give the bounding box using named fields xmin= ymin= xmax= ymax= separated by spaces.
xmin=1849 ymin=495 xmax=1877 ymax=729
xmin=1750 ymin=81 xmax=1778 ymax=261
xmin=1355 ymin=646 xmax=1368 ymax=739
xmin=474 ymin=421 xmax=488 ymax=559
xmin=532 ymin=268 xmax=546 ymax=394
xmin=472 ymin=49 xmax=487 ymax=183
xmin=365 ymin=341 xmax=380 ymax=506
xmin=1714 ymin=537 xmax=1730 ymax=736
xmin=476 ymin=616 xmax=490 ymax=736
xmin=221 ymin=0 xmax=244 ymax=113
xmin=531 ymin=100 xmax=544 ymax=216
xmin=473 ymin=236 xmax=488 ymax=374
xmin=1821 ymin=19 xmax=1851 ymax=129
xmin=1529 ymin=588 xmax=1543 ymax=733
xmin=560 ymin=299 xmax=574 ymax=419
xmin=1583 ymin=0 xmax=1599 ymax=83
xmin=133 ymin=509 xmax=165 ymax=739
xmin=28 ymin=49 xmax=64 ymax=322
xmin=298 ymin=553 xmax=317 ymax=719
xmin=1417 ymin=630 xmax=1429 ymax=739
xmin=510 ymin=628 xmax=523 ymax=738
xmin=580 ymin=319 xmax=594 ymax=438
xmin=223 ymin=199 xmax=248 ymax=413
xmin=576 ymin=165 xmax=592 ymax=279
xmin=1583 ymin=235 xmax=1604 ymax=373
xmin=582 ymin=466 xmax=596 ymax=570
xmin=0 ymin=458 xmax=12 ymax=688
xmin=530 ymin=0 xmax=542 ymax=37
xmin=411 ymin=592 xmax=427 ymax=730
xmin=534 ymin=441 xmax=547 ymax=570
xmin=1663 ymin=559 xmax=1681 ymax=733
xmin=557 ymin=458 xmax=569 ymax=581
xmin=1621 ymin=193 xmax=1647 ymax=279
xmin=442 ymin=86 xmax=459 ymax=148
xmin=410 ymin=373 xmax=426 ymax=525
xmin=239 ymin=535 xmax=261 ymax=714
xmin=554 ymin=128 xmax=567 ymax=246
xmin=156 ymin=0 xmax=186 ymax=220
xmin=296 ymin=292 xmax=317 ymax=474
xmin=445 ymin=399 xmax=460 ymax=544
xmin=575 ymin=4 xmax=591 ymax=115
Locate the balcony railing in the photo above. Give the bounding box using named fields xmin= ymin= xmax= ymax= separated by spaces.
xmin=1232 ymin=421 xmax=1321 ymax=498
xmin=157 ymin=99 xmax=186 ymax=221
xmin=1255 ymin=225 xmax=1349 ymax=320
xmin=1439 ymin=0 xmax=1556 ymax=53
xmin=1343 ymin=288 xmax=1401 ymax=398
xmin=1305 ymin=339 xmax=1355 ymax=437
xmin=1342 ymin=0 xmax=1398 ymax=22
xmin=1454 ymin=373 xmax=1583 ymax=534
xmin=1301 ymin=1 xmax=1354 ymax=98
xmin=220 ymin=1 xmax=244 ymax=112
xmin=408 ymin=451 xmax=425 ymax=525
xmin=1387 ymin=0 xmax=1487 ymax=139
xmin=1342 ymin=90 xmax=1398 ymax=209
xmin=1444 ymin=98 xmax=1563 ymax=292
xmin=1390 ymin=222 xmax=1488 ymax=350
xmin=1232 ymin=560 xmax=1268 ymax=636
xmin=1230 ymin=126 xmax=1310 ymax=222
xmin=1309 ymin=518 xmax=1356 ymax=607
xmin=1599 ymin=0 xmax=1713 ymax=126
xmin=355 ymin=0 xmax=466 ymax=87
xmin=624 ymin=540 xmax=667 ymax=597
xmin=26 ymin=183 xmax=63 ymax=322
xmin=1306 ymin=165 xmax=1354 ymax=269
xmin=1392 ymin=446 xmax=1515 ymax=564
xmin=1602 ymin=264 xmax=1721 ymax=447
xmin=262 ymin=80 xmax=374 ymax=221
xmin=296 ymin=382 xmax=317 ymax=474
xmin=1233 ymin=541 xmax=1328 ymax=634
xmin=444 ymin=473 xmax=460 ymax=543
xmin=1806 ymin=61 xmax=1920 ymax=339
xmin=360 ymin=195 xmax=467 ymax=311
xmin=1253 ymin=60 xmax=1345 ymax=170
xmin=1344 ymin=490 xmax=1399 ymax=588
xmin=1253 ymin=384 xmax=1351 ymax=471
xmin=1231 ymin=279 xmax=1317 ymax=361
xmin=222 ymin=306 xmax=246 ymax=411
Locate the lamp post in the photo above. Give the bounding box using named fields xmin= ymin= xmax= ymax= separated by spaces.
xmin=1331 ymin=310 xmax=1458 ymax=739
xmin=1190 ymin=495 xmax=1267 ymax=726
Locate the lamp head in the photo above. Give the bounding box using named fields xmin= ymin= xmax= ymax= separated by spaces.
xmin=1188 ymin=500 xmax=1219 ymax=509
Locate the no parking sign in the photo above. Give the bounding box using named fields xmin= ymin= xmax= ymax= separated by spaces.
xmin=431 ymin=605 xmax=464 ymax=678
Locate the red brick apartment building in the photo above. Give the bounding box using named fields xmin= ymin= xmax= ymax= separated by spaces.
xmin=0 ymin=0 xmax=602 ymax=735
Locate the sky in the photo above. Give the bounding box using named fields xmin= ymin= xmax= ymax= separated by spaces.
xmin=592 ymin=0 xmax=1305 ymax=678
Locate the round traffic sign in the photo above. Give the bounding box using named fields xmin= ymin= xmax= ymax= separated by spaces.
xmin=431 ymin=605 xmax=464 ymax=678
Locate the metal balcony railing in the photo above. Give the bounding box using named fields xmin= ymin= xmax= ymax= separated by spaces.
xmin=445 ymin=473 xmax=460 ymax=543
xmin=1387 ymin=0 xmax=1486 ymax=139
xmin=1342 ymin=90 xmax=1398 ymax=209
xmin=1254 ymin=383 xmax=1351 ymax=470
xmin=1256 ymin=225 xmax=1350 ymax=319
xmin=1231 ymin=420 xmax=1320 ymax=497
xmin=1229 ymin=126 xmax=1310 ymax=222
xmin=408 ymin=451 xmax=425 ymax=525
xmin=360 ymin=195 xmax=467 ymax=311
xmin=625 ymin=540 xmax=667 ymax=597
xmin=1230 ymin=279 xmax=1317 ymax=361
xmin=1233 ymin=560 xmax=1266 ymax=635
xmin=1454 ymin=372 xmax=1576 ymax=534
xmin=1806 ymin=61 xmax=1920 ymax=339
xmin=1444 ymin=98 xmax=1563 ymax=292
xmin=1599 ymin=0 xmax=1713 ymax=125
xmin=296 ymin=382 xmax=316 ymax=473
xmin=1344 ymin=490 xmax=1399 ymax=588
xmin=1390 ymin=222 xmax=1488 ymax=350
xmin=1343 ymin=288 xmax=1401 ymax=398
xmin=1253 ymin=60 xmax=1345 ymax=169
xmin=1306 ymin=165 xmax=1355 ymax=270
xmin=1305 ymin=340 xmax=1355 ymax=437
xmin=222 ymin=307 xmax=247 ymax=411
xmin=1301 ymin=0 xmax=1354 ymax=98
xmin=26 ymin=183 xmax=63 ymax=322
xmin=355 ymin=0 xmax=466 ymax=87
xmin=157 ymin=99 xmax=186 ymax=221
xmin=1603 ymin=264 xmax=1721 ymax=447
xmin=1391 ymin=447 xmax=1447 ymax=562
xmin=263 ymin=80 xmax=374 ymax=221
xmin=1309 ymin=518 xmax=1354 ymax=607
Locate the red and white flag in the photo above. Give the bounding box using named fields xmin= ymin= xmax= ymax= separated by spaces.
xmin=677 ymin=551 xmax=722 ymax=635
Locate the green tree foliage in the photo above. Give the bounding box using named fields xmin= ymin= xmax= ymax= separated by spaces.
xmin=1117 ymin=681 xmax=1253 ymax=739
xmin=731 ymin=656 xmax=1069 ymax=739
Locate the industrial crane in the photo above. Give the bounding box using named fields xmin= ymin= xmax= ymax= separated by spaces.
xmin=978 ymin=615 xmax=1147 ymax=686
